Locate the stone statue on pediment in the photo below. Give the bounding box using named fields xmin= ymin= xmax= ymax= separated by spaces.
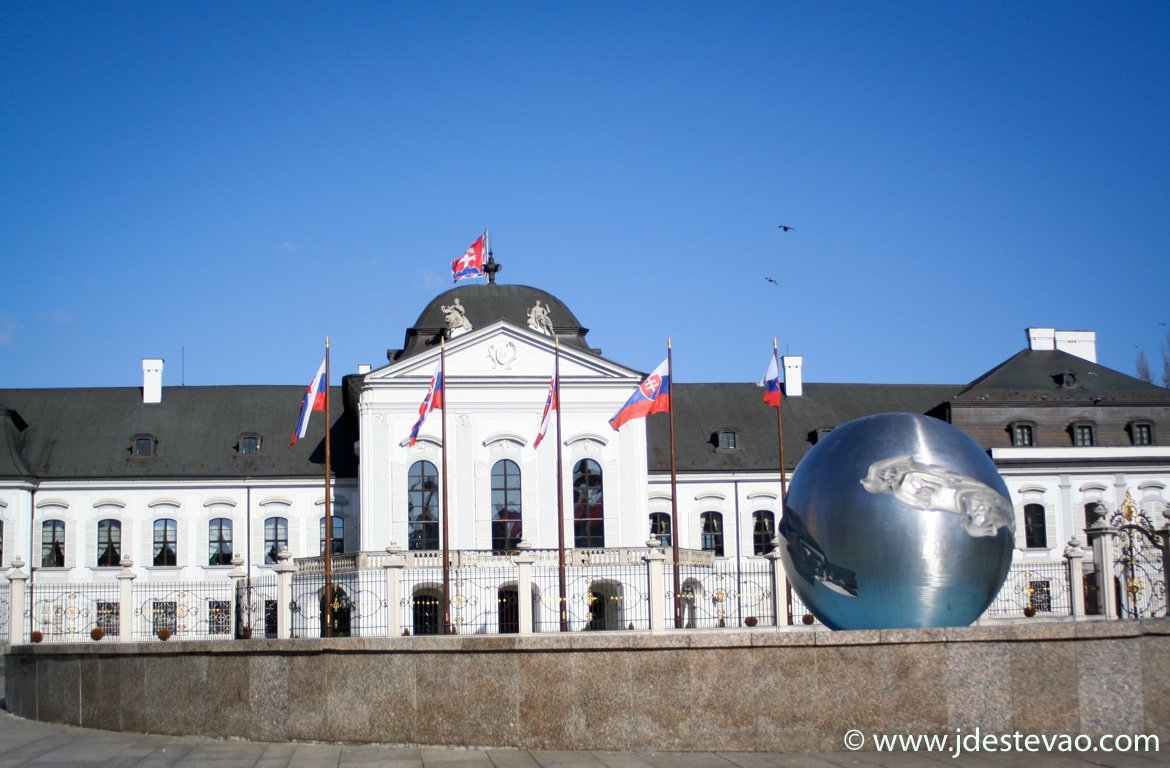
xmin=442 ymin=298 xmax=472 ymax=338
xmin=526 ymin=300 xmax=554 ymax=336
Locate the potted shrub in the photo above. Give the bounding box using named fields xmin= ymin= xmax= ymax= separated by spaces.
xmin=157 ymin=628 xmax=172 ymax=641
xmin=30 ymin=630 xmax=43 ymax=643
xmin=744 ymin=616 xmax=758 ymax=627
xmin=90 ymin=627 xmax=105 ymax=641
xmin=801 ymin=613 xmax=815 ymax=625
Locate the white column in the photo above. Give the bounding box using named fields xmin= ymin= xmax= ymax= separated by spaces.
xmin=1063 ymin=537 xmax=1086 ymax=618
xmin=6 ymin=558 xmax=27 ymax=644
xmin=1086 ymin=519 xmax=1117 ymax=619
xmin=272 ymin=547 xmax=297 ymax=640
xmin=117 ymin=558 xmax=136 ymax=642
xmin=383 ymin=543 xmax=406 ymax=636
xmin=514 ymin=542 xmax=535 ymax=635
xmin=767 ymin=539 xmax=789 ymax=626
xmin=644 ymin=539 xmax=666 ymax=632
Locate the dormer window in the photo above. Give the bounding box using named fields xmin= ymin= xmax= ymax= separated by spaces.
xmin=1071 ymin=423 xmax=1096 ymax=447
xmin=810 ymin=426 xmax=834 ymax=444
xmin=239 ymin=434 xmax=262 ymax=456
xmin=718 ymin=429 xmax=738 ymax=450
xmin=1055 ymin=371 xmax=1077 ymax=388
xmin=133 ymin=435 xmax=157 ymax=458
xmin=1129 ymin=421 xmax=1154 ymax=446
xmin=1010 ymin=422 xmax=1036 ymax=447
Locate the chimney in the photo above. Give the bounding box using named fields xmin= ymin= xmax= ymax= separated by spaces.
xmin=782 ymin=355 xmax=803 ymax=397
xmin=357 ymin=364 xmax=372 ymax=375
xmin=1054 ymin=330 xmax=1097 ymax=363
xmin=142 ymin=358 xmax=164 ymax=404
xmin=1026 ymin=328 xmax=1056 ymax=352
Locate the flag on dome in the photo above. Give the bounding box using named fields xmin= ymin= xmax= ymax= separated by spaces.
xmin=533 ymin=375 xmax=558 ymax=448
xmin=609 ymin=358 xmax=671 ymax=431
xmin=759 ymin=350 xmax=783 ymax=407
xmin=290 ymin=357 xmax=327 ymax=447
xmin=408 ymin=360 xmax=444 ymax=446
xmin=451 ymin=229 xmax=488 ymax=282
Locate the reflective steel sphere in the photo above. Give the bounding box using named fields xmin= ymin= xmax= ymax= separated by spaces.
xmin=780 ymin=413 xmax=1014 ymax=630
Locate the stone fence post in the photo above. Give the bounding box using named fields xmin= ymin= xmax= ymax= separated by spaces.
xmin=1063 ymin=537 xmax=1086 ymax=618
xmin=228 ymin=554 xmax=249 ymax=638
xmin=383 ymin=543 xmax=406 ymax=636
xmin=766 ymin=538 xmax=789 ymax=626
xmin=6 ymin=557 xmax=27 ymax=644
xmin=272 ymin=547 xmax=297 ymax=640
xmin=1086 ymin=518 xmax=1117 ymax=620
xmin=514 ymin=541 xmax=535 ymax=635
xmin=116 ymin=558 xmax=136 ymax=641
xmin=644 ymin=539 xmax=666 ymax=631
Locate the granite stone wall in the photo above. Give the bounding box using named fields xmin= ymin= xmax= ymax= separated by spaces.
xmin=5 ymin=619 xmax=1168 ymax=752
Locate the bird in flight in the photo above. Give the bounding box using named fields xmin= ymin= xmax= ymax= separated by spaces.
xmin=765 ymin=277 xmax=779 ymax=285
xmin=778 ymin=225 xmax=796 ymax=232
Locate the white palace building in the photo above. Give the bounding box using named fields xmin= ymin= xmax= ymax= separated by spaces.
xmin=2 ymin=278 xmax=1169 ymax=636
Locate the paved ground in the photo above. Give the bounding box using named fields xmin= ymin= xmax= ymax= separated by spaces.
xmin=0 ymin=711 xmax=1165 ymax=768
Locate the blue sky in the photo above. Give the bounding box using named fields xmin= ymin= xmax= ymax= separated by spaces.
xmin=3 ymin=2 xmax=1168 ymax=391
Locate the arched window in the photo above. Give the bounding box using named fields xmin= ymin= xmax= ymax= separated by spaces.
xmin=649 ymin=512 xmax=671 ymax=547
xmin=700 ymin=512 xmax=724 ymax=557
xmin=752 ymin=511 xmax=776 ymax=555
xmin=319 ymin=515 xmax=344 ymax=555
xmin=491 ymin=459 xmax=523 ymax=551
xmin=573 ymin=459 xmax=604 ymax=548
xmin=408 ymin=461 xmax=440 ymax=550
xmin=153 ymin=519 xmax=178 ymax=566
xmin=42 ymin=520 xmax=65 ymax=567
xmin=1024 ymin=503 xmax=1047 ymax=549
xmin=208 ymin=518 xmax=233 ymax=565
xmin=97 ymin=519 xmax=121 ymax=567
xmin=264 ymin=516 xmax=288 ymax=564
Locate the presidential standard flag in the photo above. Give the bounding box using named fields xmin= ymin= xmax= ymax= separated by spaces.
xmin=451 ymin=230 xmax=488 ymax=282
xmin=609 ymin=358 xmax=671 ymax=431
xmin=759 ymin=350 xmax=783 ymax=407
xmin=408 ymin=360 xmax=445 ymax=446
xmin=290 ymin=358 xmax=327 ymax=447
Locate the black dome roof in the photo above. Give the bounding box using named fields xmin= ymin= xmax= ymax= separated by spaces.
xmin=390 ymin=283 xmax=595 ymax=361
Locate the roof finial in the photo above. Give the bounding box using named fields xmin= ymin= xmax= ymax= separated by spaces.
xmin=484 ymin=250 xmax=502 ymax=285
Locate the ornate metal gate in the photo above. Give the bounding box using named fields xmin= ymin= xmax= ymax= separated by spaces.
xmin=1109 ymin=492 xmax=1168 ymax=619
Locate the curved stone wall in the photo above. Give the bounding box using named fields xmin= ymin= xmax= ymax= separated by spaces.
xmin=5 ymin=620 xmax=1169 ymax=752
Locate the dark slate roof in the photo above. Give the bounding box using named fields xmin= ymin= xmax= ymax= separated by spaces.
xmin=647 ymin=382 xmax=960 ymax=473
xmin=390 ymin=283 xmax=597 ymax=361
xmin=954 ymin=349 xmax=1170 ymax=404
xmin=0 ymin=386 xmax=357 ymax=481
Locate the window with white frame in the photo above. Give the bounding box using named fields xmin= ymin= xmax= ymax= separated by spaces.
xmin=208 ymin=518 xmax=233 ymax=565
xmin=700 ymin=511 xmax=724 ymax=557
xmin=153 ymin=518 xmax=178 ymax=566
xmin=97 ymin=519 xmax=121 ymax=567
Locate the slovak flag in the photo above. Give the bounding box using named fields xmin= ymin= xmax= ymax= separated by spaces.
xmin=533 ymin=376 xmax=557 ymax=448
xmin=408 ymin=360 xmax=444 ymax=446
xmin=609 ymin=358 xmax=671 ymax=431
xmin=451 ymin=230 xmax=487 ymax=282
xmin=290 ymin=358 xmax=327 ymax=447
xmin=759 ymin=350 xmax=783 ymax=407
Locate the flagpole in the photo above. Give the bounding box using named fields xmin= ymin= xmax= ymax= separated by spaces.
xmin=440 ymin=335 xmax=452 ymax=634
xmin=773 ymin=338 xmax=791 ymax=625
xmin=323 ymin=336 xmax=334 ymax=638
xmin=553 ymin=338 xmax=568 ymax=632
xmin=667 ymin=338 xmax=682 ymax=629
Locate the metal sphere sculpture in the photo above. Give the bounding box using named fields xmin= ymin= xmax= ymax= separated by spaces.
xmin=779 ymin=413 xmax=1015 ymax=630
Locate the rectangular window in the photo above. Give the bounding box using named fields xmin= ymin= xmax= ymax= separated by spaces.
xmin=1013 ymin=424 xmax=1034 ymax=447
xmin=1024 ymin=503 xmax=1048 ymax=549
xmin=97 ymin=600 xmax=120 ymax=637
xmin=208 ymin=518 xmax=233 ymax=566
xmin=1073 ymin=425 xmax=1095 ymax=446
xmin=1029 ymin=580 xmax=1053 ymax=613
xmin=97 ymin=519 xmax=121 ymax=567
xmin=1134 ymin=424 xmax=1153 ymax=446
xmin=42 ymin=520 xmax=65 ymax=568
xmin=265 ymin=517 xmax=289 ymax=564
xmin=153 ymin=519 xmax=178 ymax=566
xmin=209 ymin=600 xmax=232 ymax=635
xmin=152 ymin=601 xmax=177 ymax=635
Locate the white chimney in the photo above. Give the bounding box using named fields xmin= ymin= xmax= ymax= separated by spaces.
xmin=1054 ymin=330 xmax=1097 ymax=363
xmin=142 ymin=358 xmax=164 ymax=404
xmin=782 ymin=355 xmax=803 ymax=397
xmin=1026 ymin=328 xmax=1056 ymax=351
xmin=357 ymin=364 xmax=372 ymax=375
